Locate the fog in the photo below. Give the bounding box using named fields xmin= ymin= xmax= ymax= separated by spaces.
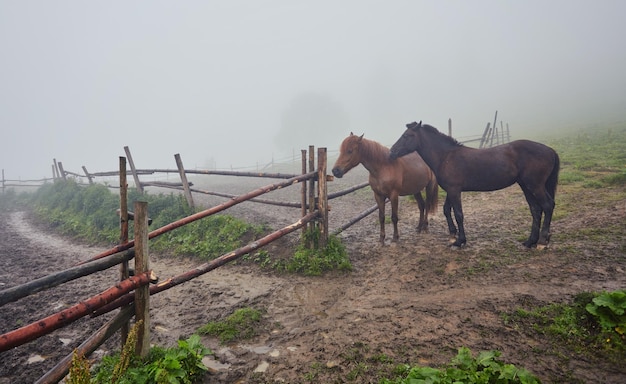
xmin=1 ymin=1 xmax=625 ymax=179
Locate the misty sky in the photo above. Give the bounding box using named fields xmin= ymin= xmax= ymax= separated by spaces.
xmin=1 ymin=1 xmax=625 ymax=179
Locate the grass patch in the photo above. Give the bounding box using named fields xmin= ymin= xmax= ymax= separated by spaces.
xmin=278 ymin=228 xmax=352 ymax=275
xmin=505 ymin=291 xmax=626 ymax=362
xmin=197 ymin=307 xmax=263 ymax=344
xmin=382 ymin=347 xmax=540 ymax=384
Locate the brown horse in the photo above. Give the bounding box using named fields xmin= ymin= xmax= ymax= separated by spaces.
xmin=332 ymin=133 xmax=438 ymax=245
xmin=389 ymin=121 xmax=560 ymax=249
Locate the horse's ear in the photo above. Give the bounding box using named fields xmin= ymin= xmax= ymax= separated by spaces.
xmin=359 ymin=133 xmax=364 ymax=141
xmin=350 ymin=132 xmax=354 ymax=136
xmin=406 ymin=121 xmax=422 ymax=130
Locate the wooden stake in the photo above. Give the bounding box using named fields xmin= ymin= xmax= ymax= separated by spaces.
xmin=317 ymin=147 xmax=328 ymax=248
xmin=82 ymin=166 xmax=93 ymax=184
xmin=134 ymin=201 xmax=150 ymax=357
xmin=119 ymin=156 xmax=130 ymax=347
xmin=174 ymin=153 xmax=195 ymax=210
xmin=124 ymin=146 xmax=143 ymax=194
xmin=301 ymin=149 xmax=307 ymax=238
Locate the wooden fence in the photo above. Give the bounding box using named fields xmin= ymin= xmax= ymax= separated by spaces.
xmin=0 ymin=117 xmax=512 ymax=382
xmin=0 ymin=146 xmax=364 ymax=381
xmin=0 ymin=146 xmax=336 ymax=383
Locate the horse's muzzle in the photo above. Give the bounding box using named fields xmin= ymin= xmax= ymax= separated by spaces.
xmin=388 ymin=151 xmax=399 ymax=161
xmin=332 ymin=168 xmax=344 ymax=178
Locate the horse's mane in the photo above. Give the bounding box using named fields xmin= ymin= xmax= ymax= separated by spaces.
xmin=359 ymin=136 xmax=390 ymax=162
xmin=421 ymin=123 xmax=464 ymax=147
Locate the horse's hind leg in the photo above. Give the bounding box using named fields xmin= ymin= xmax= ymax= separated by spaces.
xmin=390 ymin=194 xmax=400 ymax=242
xmin=448 ymin=192 xmax=466 ymax=247
xmin=375 ymin=194 xmax=387 ymax=245
xmin=536 ymin=189 xmax=556 ymax=248
xmin=520 ymin=185 xmax=542 ymax=248
xmin=443 ymin=195 xmax=457 ymax=242
xmin=414 ymin=192 xmax=427 ymax=232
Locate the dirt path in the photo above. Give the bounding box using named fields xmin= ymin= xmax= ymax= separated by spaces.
xmin=1 ymin=173 xmax=625 ymax=383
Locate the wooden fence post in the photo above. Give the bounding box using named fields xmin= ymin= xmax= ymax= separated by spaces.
xmin=57 ymin=161 xmax=67 ymax=180
xmin=317 ymin=147 xmax=328 ymax=248
xmin=479 ymin=123 xmax=490 ymax=149
xmin=119 ymin=157 xmax=130 ymax=347
xmin=82 ymin=166 xmax=94 ymax=184
xmin=124 ymin=146 xmax=143 ymax=194
xmin=490 ymin=110 xmax=498 ymax=148
xmin=307 ymin=145 xmax=315 ymax=248
xmin=53 ymin=159 xmax=60 ymax=180
xmin=1 ymin=169 xmax=4 ymax=194
xmin=134 ymin=201 xmax=150 ymax=358
xmin=448 ymin=118 xmax=452 ymax=137
xmin=174 ymin=153 xmax=195 ymax=210
xmin=301 ymin=150 xmax=307 ymax=238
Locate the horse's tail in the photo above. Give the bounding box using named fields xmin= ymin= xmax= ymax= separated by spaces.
xmin=547 ymin=151 xmax=560 ymax=201
xmin=425 ymin=171 xmax=439 ymax=214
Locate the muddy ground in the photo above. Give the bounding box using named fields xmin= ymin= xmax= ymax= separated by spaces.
xmin=1 ymin=168 xmax=625 ymax=383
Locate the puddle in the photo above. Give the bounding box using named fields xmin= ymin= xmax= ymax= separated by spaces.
xmin=202 ymin=356 xmax=232 ymax=371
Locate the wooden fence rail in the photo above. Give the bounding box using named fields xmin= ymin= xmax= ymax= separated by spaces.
xmin=0 ymin=147 xmax=328 ymax=383
xmin=0 ymin=117 xmax=512 ymax=381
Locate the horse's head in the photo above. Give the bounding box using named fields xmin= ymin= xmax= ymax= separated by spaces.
xmin=332 ymin=133 xmax=364 ymax=178
xmin=389 ymin=121 xmax=422 ymax=160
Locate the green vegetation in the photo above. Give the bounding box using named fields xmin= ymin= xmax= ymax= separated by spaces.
xmin=1 ymin=178 xmax=354 ymax=273
xmin=505 ymin=290 xmax=626 ymax=358
xmin=5 ymin=179 xmax=263 ymax=259
xmin=298 ymin=343 xmax=540 ymax=384
xmin=92 ymin=335 xmax=210 ymax=383
xmin=241 ymin=227 xmax=352 ymax=275
xmin=545 ymin=124 xmax=626 ymax=188
xmin=383 ymin=347 xmax=540 ymax=384
xmin=67 ymin=321 xmax=211 ymax=384
xmin=197 ymin=307 xmax=263 ymax=344
xmin=585 ymin=290 xmax=626 ymax=338
xmin=280 ymin=228 xmax=352 ymax=275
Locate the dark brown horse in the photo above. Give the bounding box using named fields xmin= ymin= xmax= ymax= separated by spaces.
xmin=389 ymin=121 xmax=560 ymax=249
xmin=332 ymin=133 xmax=438 ymax=245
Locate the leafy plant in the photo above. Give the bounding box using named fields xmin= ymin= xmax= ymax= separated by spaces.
xmin=92 ymin=334 xmax=211 ymax=384
xmin=197 ymin=307 xmax=262 ymax=344
xmin=382 ymin=347 xmax=540 ymax=384
xmin=586 ymin=290 xmax=626 ymax=336
xmin=283 ymin=228 xmax=352 ymax=275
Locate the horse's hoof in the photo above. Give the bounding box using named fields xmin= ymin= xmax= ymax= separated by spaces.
xmin=449 ymin=241 xmax=466 ymax=249
xmin=536 ymin=243 xmax=548 ymax=251
xmin=448 ymin=237 xmax=457 ymax=244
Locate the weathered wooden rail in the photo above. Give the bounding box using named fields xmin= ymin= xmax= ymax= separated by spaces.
xmin=0 ymin=147 xmax=330 ymax=383
xmin=0 ymin=117 xmax=513 ymax=382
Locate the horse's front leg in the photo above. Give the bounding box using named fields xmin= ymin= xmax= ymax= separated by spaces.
xmin=443 ymin=195 xmax=457 ymax=242
xmin=375 ymin=194 xmax=387 ymax=245
xmin=448 ymin=192 xmax=466 ymax=247
xmin=390 ymin=194 xmax=400 ymax=242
